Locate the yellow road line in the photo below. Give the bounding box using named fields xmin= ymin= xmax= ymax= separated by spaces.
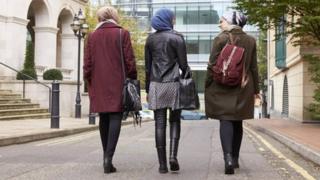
xmin=244 ymin=126 xmax=316 ymax=180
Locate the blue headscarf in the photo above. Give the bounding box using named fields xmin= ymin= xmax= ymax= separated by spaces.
xmin=151 ymin=8 xmax=174 ymax=31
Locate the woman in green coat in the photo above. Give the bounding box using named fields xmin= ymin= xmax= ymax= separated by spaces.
xmin=204 ymin=11 xmax=260 ymax=175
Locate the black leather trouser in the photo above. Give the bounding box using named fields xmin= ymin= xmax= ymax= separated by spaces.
xmin=99 ymin=112 xmax=123 ymax=160
xmin=154 ymin=109 xmax=181 ymax=165
xmin=154 ymin=109 xmax=181 ymax=148
xmin=219 ymin=120 xmax=243 ymax=158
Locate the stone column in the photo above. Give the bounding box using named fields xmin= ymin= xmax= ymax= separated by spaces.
xmin=33 ymin=26 xmax=59 ymax=79
xmin=0 ymin=16 xmax=29 ymax=80
xmin=60 ymin=33 xmax=78 ymax=80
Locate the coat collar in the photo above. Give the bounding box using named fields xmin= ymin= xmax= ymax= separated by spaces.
xmin=229 ymin=28 xmax=245 ymax=35
xmin=96 ymin=21 xmax=122 ymax=30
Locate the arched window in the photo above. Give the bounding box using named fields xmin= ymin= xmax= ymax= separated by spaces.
xmin=282 ymin=76 xmax=289 ymax=116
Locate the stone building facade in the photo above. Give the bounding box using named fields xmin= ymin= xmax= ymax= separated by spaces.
xmin=0 ymin=0 xmax=88 ymax=80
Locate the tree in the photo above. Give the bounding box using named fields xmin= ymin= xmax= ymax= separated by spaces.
xmin=234 ymin=0 xmax=320 ymax=46
xmin=257 ymin=31 xmax=268 ymax=92
xmin=234 ymin=0 xmax=320 ymax=117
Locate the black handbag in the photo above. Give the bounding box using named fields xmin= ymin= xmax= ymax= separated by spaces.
xmin=179 ymin=70 xmax=200 ymax=110
xmin=119 ymin=29 xmax=142 ymax=122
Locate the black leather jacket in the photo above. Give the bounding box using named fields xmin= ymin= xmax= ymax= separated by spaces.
xmin=145 ymin=30 xmax=189 ymax=93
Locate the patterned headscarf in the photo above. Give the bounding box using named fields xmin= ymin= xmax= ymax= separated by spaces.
xmin=222 ymin=11 xmax=247 ymax=28
xmin=151 ymin=8 xmax=174 ymax=31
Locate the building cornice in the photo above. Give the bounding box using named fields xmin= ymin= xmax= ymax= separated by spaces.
xmin=33 ymin=26 xmax=59 ymax=34
xmin=0 ymin=15 xmax=29 ymax=26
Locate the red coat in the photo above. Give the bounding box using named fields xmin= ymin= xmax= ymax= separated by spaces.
xmin=83 ymin=22 xmax=137 ymax=113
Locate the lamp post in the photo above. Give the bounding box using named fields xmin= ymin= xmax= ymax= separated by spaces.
xmin=70 ymin=9 xmax=89 ymax=118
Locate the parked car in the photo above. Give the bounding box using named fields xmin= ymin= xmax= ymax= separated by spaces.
xmin=181 ymin=110 xmax=207 ymax=120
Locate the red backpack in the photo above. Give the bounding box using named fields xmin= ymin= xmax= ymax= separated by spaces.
xmin=211 ymin=33 xmax=247 ymax=87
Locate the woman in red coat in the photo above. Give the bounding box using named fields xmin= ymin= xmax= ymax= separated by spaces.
xmin=83 ymin=6 xmax=137 ymax=174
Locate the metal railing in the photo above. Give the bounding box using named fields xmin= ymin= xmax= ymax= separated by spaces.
xmin=0 ymin=62 xmax=52 ymax=113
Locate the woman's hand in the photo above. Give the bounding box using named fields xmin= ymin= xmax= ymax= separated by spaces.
xmin=254 ymin=94 xmax=261 ymax=99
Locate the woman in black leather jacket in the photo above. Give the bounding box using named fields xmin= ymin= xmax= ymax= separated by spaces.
xmin=145 ymin=8 xmax=189 ymax=174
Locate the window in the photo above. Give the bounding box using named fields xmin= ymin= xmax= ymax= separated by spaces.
xmin=186 ymin=39 xmax=199 ymax=54
xmin=199 ymin=39 xmax=212 ymax=54
xmin=275 ymin=16 xmax=286 ymax=69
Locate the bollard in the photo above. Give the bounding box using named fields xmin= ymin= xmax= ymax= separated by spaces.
xmin=262 ymin=92 xmax=268 ymax=118
xmin=51 ymin=81 xmax=60 ymax=128
xmin=89 ymin=112 xmax=96 ymax=125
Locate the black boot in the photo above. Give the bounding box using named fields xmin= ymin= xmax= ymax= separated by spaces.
xmin=157 ymin=147 xmax=168 ymax=173
xmin=169 ymin=110 xmax=181 ymax=171
xmin=224 ymin=153 xmax=234 ymax=174
xmin=233 ymin=157 xmax=239 ymax=169
xmin=169 ymin=139 xmax=180 ymax=171
xmin=103 ymin=154 xmax=117 ymax=174
xmin=155 ymin=109 xmax=168 ymax=174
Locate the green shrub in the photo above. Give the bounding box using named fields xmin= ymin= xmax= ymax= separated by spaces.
xmin=16 ymin=68 xmax=37 ymax=80
xmin=306 ymin=55 xmax=320 ymax=119
xmin=17 ymin=40 xmax=37 ymax=80
xmin=43 ymin=69 xmax=63 ymax=80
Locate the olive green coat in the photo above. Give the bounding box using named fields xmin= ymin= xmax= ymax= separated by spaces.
xmin=204 ymin=28 xmax=259 ymax=121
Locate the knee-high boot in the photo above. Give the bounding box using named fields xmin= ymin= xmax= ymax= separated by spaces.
xmin=169 ymin=110 xmax=181 ymax=171
xmin=220 ymin=120 xmax=234 ymax=175
xmin=155 ymin=109 xmax=168 ymax=173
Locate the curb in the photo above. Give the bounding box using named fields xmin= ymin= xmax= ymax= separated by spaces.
xmin=0 ymin=120 xmax=152 ymax=147
xmin=244 ymin=122 xmax=320 ymax=166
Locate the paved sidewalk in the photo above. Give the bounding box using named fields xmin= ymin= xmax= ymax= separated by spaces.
xmin=0 ymin=117 xmax=146 ymax=147
xmin=245 ymin=118 xmax=320 ymax=166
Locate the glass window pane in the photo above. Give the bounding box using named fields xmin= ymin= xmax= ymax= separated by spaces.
xmin=186 ymin=36 xmax=199 ymax=54
xmin=186 ymin=6 xmax=199 ymax=25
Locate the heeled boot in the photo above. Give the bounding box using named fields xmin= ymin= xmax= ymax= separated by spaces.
xmin=103 ymin=153 xmax=116 ymax=174
xmin=169 ymin=110 xmax=181 ymax=171
xmin=157 ymin=147 xmax=168 ymax=173
xmin=224 ymin=153 xmax=234 ymax=174
xmin=233 ymin=156 xmax=239 ymax=168
xmin=155 ymin=109 xmax=168 ymax=174
xmin=169 ymin=139 xmax=180 ymax=171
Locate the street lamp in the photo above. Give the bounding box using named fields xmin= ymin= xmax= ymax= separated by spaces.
xmin=70 ymin=9 xmax=89 ymax=118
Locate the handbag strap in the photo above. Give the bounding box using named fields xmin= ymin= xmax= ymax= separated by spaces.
xmin=119 ymin=29 xmax=126 ymax=83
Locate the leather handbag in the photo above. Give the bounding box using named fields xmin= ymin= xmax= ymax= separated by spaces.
xmin=179 ymin=69 xmax=200 ymax=110
xmin=119 ymin=29 xmax=142 ymax=125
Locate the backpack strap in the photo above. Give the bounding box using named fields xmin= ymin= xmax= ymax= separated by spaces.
xmin=228 ymin=32 xmax=240 ymax=45
xmin=228 ymin=32 xmax=248 ymax=88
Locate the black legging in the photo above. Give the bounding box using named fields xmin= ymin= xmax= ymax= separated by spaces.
xmin=219 ymin=120 xmax=243 ymax=158
xmin=99 ymin=112 xmax=123 ymax=159
xmin=154 ymin=109 xmax=181 ymax=148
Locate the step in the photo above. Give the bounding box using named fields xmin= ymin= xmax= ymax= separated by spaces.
xmin=0 ymin=113 xmax=50 ymax=121
xmin=0 ymin=94 xmax=22 ymax=99
xmin=0 ymin=90 xmax=12 ymax=93
xmin=0 ymin=99 xmax=31 ymax=104
xmin=0 ymin=103 xmax=40 ymax=110
xmin=0 ymin=108 xmax=48 ymax=116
